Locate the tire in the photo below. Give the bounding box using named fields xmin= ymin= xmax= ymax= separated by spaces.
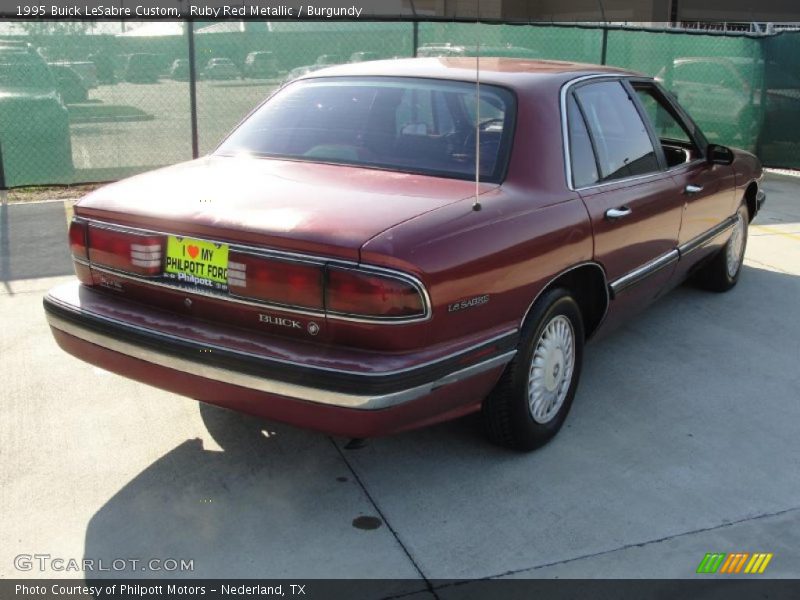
xmin=482 ymin=288 xmax=585 ymax=451
xmin=693 ymin=205 xmax=749 ymax=293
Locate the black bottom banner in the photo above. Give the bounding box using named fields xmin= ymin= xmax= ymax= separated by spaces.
xmin=4 ymin=579 xmax=800 ymax=600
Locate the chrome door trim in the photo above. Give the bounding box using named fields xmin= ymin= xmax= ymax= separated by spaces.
xmin=677 ymin=216 xmax=737 ymax=257
xmin=608 ymin=250 xmax=679 ymax=297
xmin=607 ymin=215 xmax=738 ymax=297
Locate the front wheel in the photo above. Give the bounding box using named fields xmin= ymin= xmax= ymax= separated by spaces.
xmin=482 ymin=288 xmax=585 ymax=451
xmin=693 ymin=205 xmax=749 ymax=292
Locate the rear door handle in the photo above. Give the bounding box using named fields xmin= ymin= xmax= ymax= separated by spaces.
xmin=605 ymin=206 xmax=632 ymax=220
xmin=685 ymin=184 xmax=703 ymax=194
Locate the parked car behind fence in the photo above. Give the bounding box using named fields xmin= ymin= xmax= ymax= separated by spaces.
xmin=202 ymin=57 xmax=240 ymax=81
xmin=49 ymin=64 xmax=89 ymax=104
xmin=169 ymin=58 xmax=190 ymax=82
xmin=243 ymin=51 xmax=279 ymax=78
xmin=0 ymin=41 xmax=73 ymax=185
xmin=124 ymin=53 xmax=161 ymax=84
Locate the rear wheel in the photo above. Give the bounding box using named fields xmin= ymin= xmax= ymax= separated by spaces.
xmin=693 ymin=205 xmax=748 ymax=292
xmin=482 ymin=288 xmax=585 ymax=451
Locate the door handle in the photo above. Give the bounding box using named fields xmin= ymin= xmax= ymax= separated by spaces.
xmin=605 ymin=206 xmax=632 ymax=220
xmin=685 ymin=184 xmax=704 ymax=194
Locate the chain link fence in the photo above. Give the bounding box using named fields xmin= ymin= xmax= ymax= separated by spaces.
xmin=0 ymin=21 xmax=798 ymax=188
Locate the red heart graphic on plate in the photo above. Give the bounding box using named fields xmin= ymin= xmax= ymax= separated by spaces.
xmin=187 ymin=245 xmax=199 ymax=259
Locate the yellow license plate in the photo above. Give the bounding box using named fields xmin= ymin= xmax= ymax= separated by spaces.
xmin=164 ymin=236 xmax=229 ymax=288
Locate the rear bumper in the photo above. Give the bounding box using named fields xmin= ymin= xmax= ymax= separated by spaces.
xmin=44 ymin=282 xmax=515 ymax=436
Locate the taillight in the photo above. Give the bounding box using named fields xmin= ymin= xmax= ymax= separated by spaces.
xmin=88 ymin=225 xmax=163 ymax=276
xmin=75 ymin=222 xmax=428 ymax=321
xmin=326 ymin=267 xmax=425 ymax=318
xmin=68 ymin=219 xmax=88 ymax=260
xmin=68 ymin=219 xmax=93 ymax=285
xmin=227 ymin=251 xmax=324 ymax=309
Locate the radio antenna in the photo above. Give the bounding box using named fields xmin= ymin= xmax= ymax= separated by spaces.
xmin=472 ymin=5 xmax=482 ymax=212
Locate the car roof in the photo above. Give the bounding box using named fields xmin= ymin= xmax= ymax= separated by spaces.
xmin=294 ymin=57 xmax=640 ymax=88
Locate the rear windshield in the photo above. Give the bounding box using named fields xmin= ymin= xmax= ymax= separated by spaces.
xmin=215 ymin=77 xmax=515 ymax=183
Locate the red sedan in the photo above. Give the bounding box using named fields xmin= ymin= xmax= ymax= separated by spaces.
xmin=45 ymin=58 xmax=765 ymax=450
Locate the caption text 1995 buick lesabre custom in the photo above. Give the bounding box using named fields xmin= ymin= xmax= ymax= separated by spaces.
xmin=44 ymin=58 xmax=765 ymax=450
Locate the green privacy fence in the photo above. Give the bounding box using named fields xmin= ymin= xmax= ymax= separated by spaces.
xmin=0 ymin=21 xmax=798 ymax=188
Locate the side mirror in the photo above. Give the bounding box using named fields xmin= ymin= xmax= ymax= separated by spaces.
xmin=707 ymin=144 xmax=734 ymax=165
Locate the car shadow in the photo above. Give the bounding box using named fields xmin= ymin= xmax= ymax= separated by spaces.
xmin=81 ymin=263 xmax=800 ymax=580
xmin=0 ymin=201 xmax=74 ymax=290
xmin=82 ymin=402 xmax=425 ymax=582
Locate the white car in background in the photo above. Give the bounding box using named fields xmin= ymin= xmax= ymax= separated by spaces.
xmin=202 ymin=58 xmax=240 ymax=81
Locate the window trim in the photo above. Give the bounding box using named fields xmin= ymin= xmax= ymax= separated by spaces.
xmin=561 ymin=74 xmax=710 ymax=192
xmin=561 ymin=74 xmax=607 ymax=190
xmin=570 ymin=77 xmax=665 ymax=186
xmin=619 ymin=78 xmax=669 ymax=173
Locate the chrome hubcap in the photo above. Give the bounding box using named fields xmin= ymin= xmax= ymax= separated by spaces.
xmin=528 ymin=315 xmax=575 ymax=424
xmin=726 ymin=212 xmax=745 ymax=278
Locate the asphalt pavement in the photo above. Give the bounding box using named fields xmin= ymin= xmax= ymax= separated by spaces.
xmin=1 ymin=173 xmax=799 ymax=591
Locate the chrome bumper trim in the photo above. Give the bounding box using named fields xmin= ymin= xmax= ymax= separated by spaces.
xmin=46 ymin=312 xmax=515 ymax=411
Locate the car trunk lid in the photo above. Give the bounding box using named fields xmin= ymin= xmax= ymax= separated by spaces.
xmin=76 ymin=156 xmax=494 ymax=260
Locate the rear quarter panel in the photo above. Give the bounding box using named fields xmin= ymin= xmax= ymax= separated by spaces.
xmin=360 ymin=186 xmax=593 ymax=348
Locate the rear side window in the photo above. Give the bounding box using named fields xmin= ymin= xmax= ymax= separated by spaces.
xmin=566 ymin=95 xmax=599 ymax=188
xmin=574 ymin=81 xmax=660 ymax=182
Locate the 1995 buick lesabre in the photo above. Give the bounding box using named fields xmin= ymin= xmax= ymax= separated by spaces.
xmin=45 ymin=58 xmax=765 ymax=450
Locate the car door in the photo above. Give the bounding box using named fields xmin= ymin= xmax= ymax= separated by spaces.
xmin=566 ymin=79 xmax=683 ymax=330
xmin=630 ymin=81 xmax=737 ymax=276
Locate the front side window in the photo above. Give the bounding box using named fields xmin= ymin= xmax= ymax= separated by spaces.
xmin=633 ymin=83 xmax=702 ymax=167
xmin=635 ymin=86 xmax=693 ymax=144
xmin=574 ymin=81 xmax=660 ymax=182
xmin=216 ymin=77 xmax=515 ymax=183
